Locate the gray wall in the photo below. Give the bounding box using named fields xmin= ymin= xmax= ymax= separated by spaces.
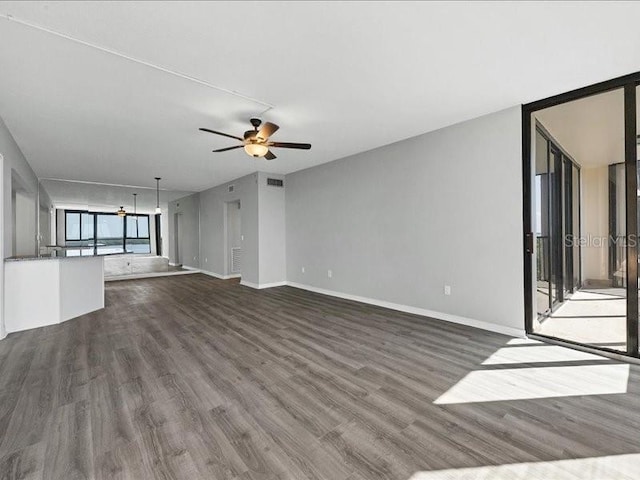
xmin=38 ymin=183 xmax=53 ymax=247
xmin=285 ymin=107 xmax=524 ymax=334
xmin=171 ymin=172 xmax=286 ymax=286
xmin=197 ymin=173 xmax=259 ymax=284
xmin=227 ymin=201 xmax=241 ymax=273
xmin=1 ymin=116 xmax=39 ymax=258
xmin=258 ymin=172 xmax=286 ymax=285
xmin=0 ymin=115 xmax=43 ymax=338
xmin=168 ymin=193 xmax=200 ymax=268
xmin=14 ymin=190 xmax=36 ymax=256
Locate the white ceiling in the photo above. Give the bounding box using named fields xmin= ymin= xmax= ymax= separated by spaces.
xmin=535 ymin=89 xmax=629 ymax=168
xmin=2 ymin=1 xmax=640 ymax=194
xmin=535 ymin=86 xmax=640 ymax=168
xmin=40 ymin=179 xmax=192 ymax=213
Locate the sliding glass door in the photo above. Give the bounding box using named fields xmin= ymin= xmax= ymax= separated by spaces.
xmin=534 ymin=128 xmax=580 ymax=318
xmin=524 ymin=77 xmax=639 ymax=359
xmin=636 ymin=84 xmax=640 ymax=356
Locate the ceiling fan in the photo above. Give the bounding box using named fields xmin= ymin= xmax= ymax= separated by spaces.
xmin=199 ymin=118 xmax=311 ymax=160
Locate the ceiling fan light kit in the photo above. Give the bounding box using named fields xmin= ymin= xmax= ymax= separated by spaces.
xmin=244 ymin=143 xmax=269 ymax=157
xmin=199 ymin=118 xmax=311 ymax=160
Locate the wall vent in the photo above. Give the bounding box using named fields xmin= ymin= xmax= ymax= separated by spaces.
xmin=231 ymin=247 xmax=242 ymax=273
xmin=228 ymin=184 xmax=235 ymax=193
xmin=267 ymin=178 xmax=284 ymax=187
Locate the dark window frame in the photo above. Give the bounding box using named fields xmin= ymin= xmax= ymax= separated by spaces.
xmin=522 ymin=72 xmax=640 ymax=359
xmin=64 ymin=209 xmax=152 ymax=255
xmin=64 ymin=210 xmax=96 ymax=242
xmin=125 ymin=215 xmax=151 ymax=240
xmin=533 ymin=124 xmax=582 ymax=318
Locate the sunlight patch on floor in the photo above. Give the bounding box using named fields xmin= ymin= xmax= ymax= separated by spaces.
xmin=505 ymin=338 xmax=542 ymax=346
xmin=433 ymin=364 xmax=629 ymax=404
xmin=535 ymin=289 xmax=626 ymax=349
xmin=407 ymin=453 xmax=640 ymax=479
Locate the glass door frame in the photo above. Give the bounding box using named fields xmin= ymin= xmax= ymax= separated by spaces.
xmin=522 ymin=72 xmax=640 ymax=359
xmin=534 ymin=123 xmax=582 ymax=317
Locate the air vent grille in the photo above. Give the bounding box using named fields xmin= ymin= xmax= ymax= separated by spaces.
xmin=228 ymin=184 xmax=235 ymax=193
xmin=267 ymin=178 xmax=284 ymax=187
xmin=231 ymin=247 xmax=241 ymax=273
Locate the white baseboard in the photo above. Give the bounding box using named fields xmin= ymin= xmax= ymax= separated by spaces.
xmin=259 ymin=281 xmax=288 ymax=289
xmin=285 ymin=281 xmax=525 ymax=338
xmin=200 ymin=269 xmax=241 ymax=280
xmin=105 ymin=270 xmax=199 ymax=282
xmin=240 ymin=280 xmax=287 ymax=290
xmin=182 ymin=265 xmax=200 ymax=271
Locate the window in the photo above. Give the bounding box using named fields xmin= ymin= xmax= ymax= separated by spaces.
xmin=126 ymin=215 xmax=151 ymax=254
xmin=64 ymin=210 xmax=152 ymax=255
xmin=81 ymin=213 xmax=94 ymax=240
xmin=96 ymin=214 xmax=125 ymax=255
xmin=65 ymin=211 xmax=94 ymax=241
xmin=65 ymin=212 xmax=81 ymax=240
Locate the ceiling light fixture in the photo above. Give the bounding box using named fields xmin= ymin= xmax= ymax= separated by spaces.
xmin=200 ymin=118 xmax=311 ymax=160
xmin=244 ymin=143 xmax=269 ymax=158
xmin=117 ymin=206 xmax=126 ymax=217
xmin=155 ymin=177 xmax=162 ymax=214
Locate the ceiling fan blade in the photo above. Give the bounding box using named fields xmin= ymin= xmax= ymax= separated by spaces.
xmin=269 ymin=142 xmax=312 ymax=150
xmin=199 ymin=128 xmax=243 ymax=141
xmin=256 ymin=122 xmax=279 ymax=141
xmin=265 ymin=150 xmax=277 ymax=160
xmin=212 ymin=145 xmax=243 ymax=153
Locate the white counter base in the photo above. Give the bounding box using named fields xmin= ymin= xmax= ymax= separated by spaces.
xmin=4 ymin=256 xmax=104 ymax=334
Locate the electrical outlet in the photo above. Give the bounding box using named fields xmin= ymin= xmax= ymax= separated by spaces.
xmin=301 ymin=267 xmax=305 ymax=273
xmin=241 ymin=235 xmax=244 ymax=241
xmin=328 ymin=269 xmax=332 ymax=278
xmin=205 ymin=258 xmax=208 ymax=263
xmin=444 ymin=285 xmax=451 ymax=296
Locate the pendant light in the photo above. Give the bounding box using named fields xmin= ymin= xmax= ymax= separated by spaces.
xmin=117 ymin=206 xmax=126 ymax=217
xmin=154 ymin=177 xmax=162 ymax=214
xmin=133 ymin=193 xmax=137 ymax=217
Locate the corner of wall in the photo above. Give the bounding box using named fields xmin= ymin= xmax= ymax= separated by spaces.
xmin=0 ymin=153 xmax=4 ymax=340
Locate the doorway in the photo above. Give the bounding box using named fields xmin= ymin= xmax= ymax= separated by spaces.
xmin=523 ymin=76 xmax=639 ymax=359
xmin=226 ymin=201 xmax=241 ymax=276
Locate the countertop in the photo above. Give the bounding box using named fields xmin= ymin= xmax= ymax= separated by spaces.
xmin=5 ymin=251 xmax=105 ymax=262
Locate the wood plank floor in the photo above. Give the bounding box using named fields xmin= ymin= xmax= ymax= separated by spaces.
xmin=0 ymin=274 xmax=639 ymax=479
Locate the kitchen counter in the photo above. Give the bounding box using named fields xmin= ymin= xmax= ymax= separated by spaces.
xmin=4 ymin=255 xmax=104 ymax=334
xmin=5 ymin=249 xmax=116 ymax=261
xmin=5 ymin=254 xmax=96 ymax=261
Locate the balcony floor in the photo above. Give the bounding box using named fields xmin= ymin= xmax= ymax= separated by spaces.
xmin=535 ymin=288 xmax=628 ymax=352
